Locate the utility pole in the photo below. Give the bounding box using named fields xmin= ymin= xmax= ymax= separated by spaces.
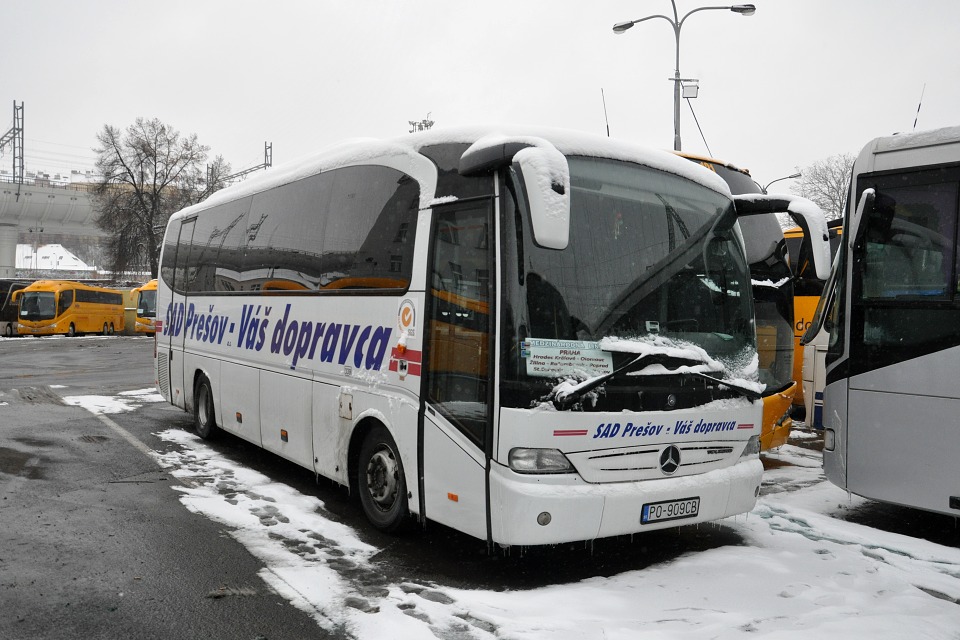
xmin=0 ymin=101 xmax=24 ymax=200
xmin=206 ymin=141 xmax=273 ymax=195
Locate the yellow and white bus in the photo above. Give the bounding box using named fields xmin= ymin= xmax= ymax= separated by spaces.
xmin=133 ymin=279 xmax=159 ymax=335
xmin=679 ymin=153 xmax=831 ymax=448
xmin=15 ymin=280 xmax=125 ymax=337
xmin=155 ymin=126 xmax=798 ymax=547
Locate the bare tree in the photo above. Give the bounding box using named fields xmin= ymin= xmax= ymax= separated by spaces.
xmin=791 ymin=153 xmax=856 ymax=221
xmin=92 ymin=118 xmax=231 ymax=277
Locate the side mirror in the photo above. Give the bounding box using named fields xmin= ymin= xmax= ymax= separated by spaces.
xmin=734 ymin=194 xmax=832 ymax=281
xmin=850 ymin=188 xmax=875 ymax=250
xmin=460 ymin=135 xmax=570 ymax=250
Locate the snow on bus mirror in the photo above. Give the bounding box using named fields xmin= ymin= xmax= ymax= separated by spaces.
xmin=459 ymin=135 xmax=570 ymax=250
xmin=512 ymin=147 xmax=570 ymax=250
xmin=734 ymin=193 xmax=831 ymax=281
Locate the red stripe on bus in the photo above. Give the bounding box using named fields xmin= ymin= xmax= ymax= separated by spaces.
xmin=390 ymin=347 xmax=422 ymax=363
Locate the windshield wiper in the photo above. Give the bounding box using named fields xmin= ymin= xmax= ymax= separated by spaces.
xmin=548 ymin=353 xmax=712 ymax=410
xmin=674 ymin=371 xmax=763 ymax=402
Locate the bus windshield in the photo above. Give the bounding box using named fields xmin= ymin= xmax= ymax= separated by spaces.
xmin=137 ymin=289 xmax=157 ymax=318
xmin=502 ymin=156 xmax=756 ymax=411
xmin=19 ymin=291 xmax=56 ymax=321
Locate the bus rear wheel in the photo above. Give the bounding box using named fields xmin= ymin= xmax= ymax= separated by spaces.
xmin=357 ymin=426 xmax=409 ymax=532
xmin=193 ymin=376 xmax=218 ymax=440
xmin=3 ymin=324 xmax=12 ymax=337
xmin=102 ymin=323 xmax=109 ymax=336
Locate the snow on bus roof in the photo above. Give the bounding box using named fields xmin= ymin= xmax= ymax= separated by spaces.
xmin=170 ymin=125 xmax=729 ymax=222
xmin=875 ymin=125 xmax=960 ymax=153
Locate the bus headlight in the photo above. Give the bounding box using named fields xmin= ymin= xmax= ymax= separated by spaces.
xmin=739 ymin=435 xmax=761 ymax=458
xmin=508 ymin=448 xmax=575 ymax=474
xmin=824 ymin=429 xmax=836 ymax=452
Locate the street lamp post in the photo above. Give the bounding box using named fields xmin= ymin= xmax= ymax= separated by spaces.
xmin=613 ymin=2 xmax=756 ymax=151
xmin=762 ymin=172 xmax=802 ymax=194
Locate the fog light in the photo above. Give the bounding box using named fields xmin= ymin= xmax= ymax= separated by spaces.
xmin=824 ymin=429 xmax=836 ymax=451
xmin=537 ymin=512 xmax=552 ymax=526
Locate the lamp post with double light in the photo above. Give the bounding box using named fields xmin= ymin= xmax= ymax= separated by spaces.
xmin=613 ymin=2 xmax=756 ymax=152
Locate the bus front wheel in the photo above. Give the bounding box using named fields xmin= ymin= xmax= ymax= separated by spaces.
xmin=358 ymin=426 xmax=409 ymax=533
xmin=193 ymin=376 xmax=218 ymax=440
xmin=67 ymin=323 xmax=76 ymax=337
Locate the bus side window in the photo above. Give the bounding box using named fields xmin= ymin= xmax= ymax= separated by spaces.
xmin=57 ymin=290 xmax=74 ymax=317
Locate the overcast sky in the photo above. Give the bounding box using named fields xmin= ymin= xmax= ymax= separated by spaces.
xmin=4 ymin=0 xmax=959 ymax=191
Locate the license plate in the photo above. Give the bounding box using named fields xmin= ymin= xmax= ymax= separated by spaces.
xmin=641 ymin=497 xmax=700 ymax=524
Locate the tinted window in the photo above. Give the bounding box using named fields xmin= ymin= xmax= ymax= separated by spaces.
xmin=851 ymin=165 xmax=960 ymax=372
xmin=244 ymin=174 xmax=331 ymax=290
xmin=242 ymin=165 xmax=419 ymax=291
xmin=190 ymin=197 xmax=251 ymax=292
xmin=167 ymin=164 xmax=421 ymax=295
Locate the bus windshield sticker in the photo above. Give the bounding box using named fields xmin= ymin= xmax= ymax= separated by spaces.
xmin=522 ymin=338 xmax=614 ymax=378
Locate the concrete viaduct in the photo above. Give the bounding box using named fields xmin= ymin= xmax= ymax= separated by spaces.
xmin=0 ymin=180 xmax=103 ymax=278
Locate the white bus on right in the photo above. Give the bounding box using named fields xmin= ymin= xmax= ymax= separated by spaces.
xmin=818 ymin=125 xmax=960 ymax=517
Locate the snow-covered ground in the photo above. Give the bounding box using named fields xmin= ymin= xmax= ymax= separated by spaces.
xmin=69 ymin=390 xmax=960 ymax=639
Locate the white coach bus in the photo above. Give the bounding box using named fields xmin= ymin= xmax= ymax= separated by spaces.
xmin=818 ymin=125 xmax=960 ymax=517
xmin=156 ymin=126 xmax=784 ymax=547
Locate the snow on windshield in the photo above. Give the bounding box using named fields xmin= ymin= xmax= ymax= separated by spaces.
xmin=540 ymin=335 xmax=763 ymax=409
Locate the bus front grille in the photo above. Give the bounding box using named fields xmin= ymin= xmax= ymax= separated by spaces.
xmin=566 ymin=441 xmax=741 ymax=483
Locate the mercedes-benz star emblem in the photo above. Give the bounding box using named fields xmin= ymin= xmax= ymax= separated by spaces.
xmin=659 ymin=445 xmax=681 ymax=475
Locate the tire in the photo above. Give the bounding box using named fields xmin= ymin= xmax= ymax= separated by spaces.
xmin=67 ymin=323 xmax=76 ymax=337
xmin=3 ymin=324 xmax=11 ymax=338
xmin=108 ymin=323 xmax=115 ymax=335
xmin=357 ymin=425 xmax=409 ymax=532
xmin=193 ymin=376 xmax=218 ymax=440
xmin=102 ymin=323 xmax=109 ymax=336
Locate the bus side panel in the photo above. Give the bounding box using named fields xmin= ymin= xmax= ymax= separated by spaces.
xmin=312 ymin=382 xmax=345 ymax=484
xmin=422 ymin=412 xmax=487 ymax=540
xmin=846 ymin=389 xmax=958 ymax=515
xmin=220 ymin=361 xmax=262 ymax=446
xmin=844 ymin=347 xmax=960 ymax=516
xmin=821 ymin=378 xmax=848 ymax=490
xmin=261 ymin=371 xmax=313 ymax=469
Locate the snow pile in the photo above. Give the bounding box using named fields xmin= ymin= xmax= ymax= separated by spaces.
xmin=62 ymin=387 xmax=164 ymax=414
xmin=149 ymin=426 xmax=960 ymax=640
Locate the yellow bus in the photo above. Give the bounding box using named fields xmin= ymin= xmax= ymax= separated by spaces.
xmin=14 ymin=280 xmax=125 ymax=337
xmin=678 ymin=153 xmax=831 ymax=448
xmin=133 ymin=279 xmax=159 ymax=335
